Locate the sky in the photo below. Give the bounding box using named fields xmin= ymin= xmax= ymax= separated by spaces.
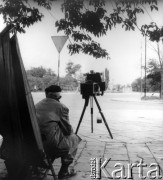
xmin=0 ymin=0 xmax=163 ymax=85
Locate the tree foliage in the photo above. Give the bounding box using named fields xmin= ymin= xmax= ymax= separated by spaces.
xmin=61 ymin=75 xmax=78 ymax=87
xmin=131 ymin=77 xmax=142 ymax=92
xmin=105 ymin=68 xmax=109 ymax=89
xmin=26 ymin=66 xmax=47 ymax=78
xmin=26 ymin=66 xmax=56 ymax=90
xmin=131 ymin=77 xmax=152 ymax=92
xmin=141 ymin=22 xmax=163 ymax=42
xmin=26 ymin=65 xmax=80 ymax=91
xmin=0 ymin=0 xmax=159 ymax=59
xmin=132 ymin=59 xmax=161 ymax=92
xmin=27 ymin=75 xmax=44 ymax=90
xmin=65 ymin=61 xmax=81 ymax=77
xmin=147 ymin=59 xmax=161 ymax=92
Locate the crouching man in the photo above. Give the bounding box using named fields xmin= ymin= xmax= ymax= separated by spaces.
xmin=35 ymin=85 xmax=81 ymax=179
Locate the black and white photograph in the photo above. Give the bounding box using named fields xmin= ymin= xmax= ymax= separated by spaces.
xmin=0 ymin=0 xmax=163 ymax=179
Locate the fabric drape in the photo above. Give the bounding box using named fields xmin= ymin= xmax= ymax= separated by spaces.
xmin=0 ymin=26 xmax=45 ymax=179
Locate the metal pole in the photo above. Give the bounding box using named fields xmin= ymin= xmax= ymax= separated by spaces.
xmin=90 ymin=96 xmax=93 ymax=133
xmin=140 ymin=42 xmax=143 ymax=97
xmin=57 ymin=53 xmax=60 ymax=85
xmin=93 ymin=95 xmax=113 ymax=139
xmin=144 ymin=34 xmax=147 ymax=98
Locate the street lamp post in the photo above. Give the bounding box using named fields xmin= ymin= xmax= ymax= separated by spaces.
xmin=140 ymin=42 xmax=143 ymax=97
xmin=144 ymin=34 xmax=147 ymax=98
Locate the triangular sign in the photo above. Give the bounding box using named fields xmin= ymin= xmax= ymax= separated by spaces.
xmin=51 ymin=36 xmax=68 ymax=53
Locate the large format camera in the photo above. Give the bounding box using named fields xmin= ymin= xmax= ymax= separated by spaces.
xmin=80 ymin=70 xmax=106 ymax=99
xmin=77 ymin=71 xmax=113 ymax=139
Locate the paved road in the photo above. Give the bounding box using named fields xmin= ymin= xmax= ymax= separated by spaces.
xmin=32 ymin=92 xmax=163 ymax=144
xmin=37 ymin=92 xmax=162 ymax=143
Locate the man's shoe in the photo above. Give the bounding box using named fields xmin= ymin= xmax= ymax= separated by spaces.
xmin=58 ymin=169 xmax=77 ymax=179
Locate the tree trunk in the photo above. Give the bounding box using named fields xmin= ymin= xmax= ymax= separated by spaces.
xmin=161 ymin=67 xmax=163 ymax=99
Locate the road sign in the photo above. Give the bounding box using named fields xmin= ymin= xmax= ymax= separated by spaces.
xmin=51 ymin=36 xmax=68 ymax=85
xmin=51 ymin=36 xmax=68 ymax=53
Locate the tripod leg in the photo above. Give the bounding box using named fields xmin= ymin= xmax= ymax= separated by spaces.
xmin=93 ymin=95 xmax=113 ymax=139
xmin=90 ymin=96 xmax=93 ymax=133
xmin=75 ymin=97 xmax=89 ymax=134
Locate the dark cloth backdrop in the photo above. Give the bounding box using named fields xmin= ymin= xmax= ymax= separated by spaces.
xmin=0 ymin=26 xmax=44 ymax=179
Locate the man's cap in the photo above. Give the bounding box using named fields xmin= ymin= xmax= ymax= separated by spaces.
xmin=45 ymin=85 xmax=62 ymax=94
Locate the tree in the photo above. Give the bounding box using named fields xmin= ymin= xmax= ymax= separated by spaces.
xmin=42 ymin=68 xmax=57 ymax=88
xmin=65 ymin=61 xmax=81 ymax=77
xmin=144 ymin=34 xmax=163 ymax=98
xmin=0 ymin=0 xmax=159 ymax=59
xmin=26 ymin=65 xmax=80 ymax=91
xmin=26 ymin=66 xmax=46 ymax=78
xmin=60 ymin=75 xmax=78 ymax=91
xmin=141 ymin=22 xmax=163 ymax=98
xmin=131 ymin=77 xmax=142 ymax=92
xmin=131 ymin=77 xmax=153 ymax=92
xmin=147 ymin=59 xmax=161 ymax=93
xmin=141 ymin=23 xmax=163 ymax=43
xmin=46 ymin=68 xmax=56 ymax=76
xmin=104 ymin=68 xmax=109 ymax=89
xmin=26 ymin=66 xmax=56 ymax=90
xmin=42 ymin=75 xmax=56 ymax=88
xmin=27 ymin=75 xmax=44 ymax=91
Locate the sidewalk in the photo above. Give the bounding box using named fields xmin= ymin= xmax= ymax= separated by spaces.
xmin=64 ymin=139 xmax=163 ymax=180
xmin=33 ymin=137 xmax=163 ymax=180
xmin=0 ymin=94 xmax=162 ymax=180
xmin=0 ymin=138 xmax=163 ymax=180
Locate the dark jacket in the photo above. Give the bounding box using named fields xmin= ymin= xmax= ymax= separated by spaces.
xmin=35 ymin=98 xmax=81 ymax=156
